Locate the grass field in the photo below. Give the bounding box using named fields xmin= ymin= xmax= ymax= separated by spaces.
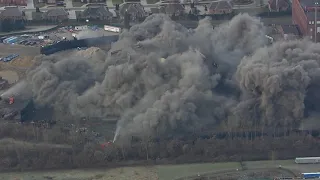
xmin=2 ymin=159 xmax=318 ymax=180
xmin=157 ymin=162 xmax=240 ymax=180
xmin=112 ymin=0 xmax=123 ymax=5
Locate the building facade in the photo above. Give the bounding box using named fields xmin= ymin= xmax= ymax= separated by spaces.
xmin=292 ymin=0 xmax=320 ymax=42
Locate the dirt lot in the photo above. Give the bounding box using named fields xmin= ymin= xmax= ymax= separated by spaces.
xmin=0 ymin=44 xmax=39 ymax=82
xmin=0 ymin=44 xmax=39 ymax=57
xmin=0 ymin=70 xmax=19 ymax=84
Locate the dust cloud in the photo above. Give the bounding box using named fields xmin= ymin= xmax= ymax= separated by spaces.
xmin=23 ymin=14 xmax=320 ymax=141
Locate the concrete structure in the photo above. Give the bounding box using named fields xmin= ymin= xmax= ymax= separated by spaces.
xmin=292 ymin=0 xmax=320 ymax=42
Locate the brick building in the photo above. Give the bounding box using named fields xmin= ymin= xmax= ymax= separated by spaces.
xmin=292 ymin=0 xmax=320 ymax=42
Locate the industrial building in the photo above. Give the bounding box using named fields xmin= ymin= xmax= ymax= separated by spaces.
xmin=292 ymin=0 xmax=320 ymax=42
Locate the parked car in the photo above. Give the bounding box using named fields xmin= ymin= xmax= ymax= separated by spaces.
xmin=19 ymin=40 xmax=27 ymax=44
xmin=3 ymin=54 xmax=19 ymax=62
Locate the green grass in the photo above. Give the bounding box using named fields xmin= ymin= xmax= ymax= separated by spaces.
xmin=112 ymin=0 xmax=123 ymax=5
xmin=157 ymin=162 xmax=241 ymax=180
xmin=244 ymin=160 xmax=295 ymax=168
xmin=146 ymin=0 xmax=159 ymax=4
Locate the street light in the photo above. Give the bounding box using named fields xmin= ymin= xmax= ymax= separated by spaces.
xmin=315 ymin=2 xmax=319 ymax=43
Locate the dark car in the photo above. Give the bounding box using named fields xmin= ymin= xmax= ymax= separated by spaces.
xmin=19 ymin=40 xmax=27 ymax=44
xmin=0 ymin=36 xmax=8 ymax=43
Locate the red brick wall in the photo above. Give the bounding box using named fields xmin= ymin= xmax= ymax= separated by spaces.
xmin=292 ymin=0 xmax=308 ymax=37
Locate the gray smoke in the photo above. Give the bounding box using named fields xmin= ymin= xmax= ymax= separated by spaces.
xmin=235 ymin=40 xmax=320 ymax=130
xmin=26 ymin=13 xmax=318 ymax=141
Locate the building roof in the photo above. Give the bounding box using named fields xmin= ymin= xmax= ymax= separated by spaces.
xmin=42 ymin=8 xmax=68 ymax=18
xmin=280 ymin=24 xmax=300 ymax=35
xmin=150 ymin=8 xmax=160 ymax=13
xmin=209 ymin=0 xmax=233 ymax=11
xmin=268 ymin=0 xmax=290 ymax=11
xmin=81 ymin=6 xmax=112 ymax=19
xmin=306 ymin=11 xmax=320 ymax=20
xmin=119 ymin=3 xmax=146 ymax=17
xmin=161 ymin=3 xmax=185 ymax=14
xmin=0 ymin=7 xmax=24 ymax=19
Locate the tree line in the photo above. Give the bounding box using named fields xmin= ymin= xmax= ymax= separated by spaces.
xmin=0 ymin=121 xmax=319 ymax=171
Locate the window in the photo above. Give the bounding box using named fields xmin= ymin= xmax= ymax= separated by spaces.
xmin=317 ymin=27 xmax=320 ymax=33
xmin=311 ymin=28 xmax=313 ymax=31
xmin=312 ymin=21 xmax=315 ymax=24
xmin=317 ymin=21 xmax=320 ymax=24
xmin=310 ymin=21 xmax=312 ymax=24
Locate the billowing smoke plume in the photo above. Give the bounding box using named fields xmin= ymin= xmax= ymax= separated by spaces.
xmin=235 ymin=40 xmax=320 ymax=130
xmin=24 ymin=13 xmax=319 ymax=141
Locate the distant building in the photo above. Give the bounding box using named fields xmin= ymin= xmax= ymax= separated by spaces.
xmin=208 ymin=0 xmax=233 ymax=15
xmin=0 ymin=6 xmax=25 ymax=19
xmin=268 ymin=0 xmax=290 ymax=12
xmin=159 ymin=3 xmax=185 ymax=16
xmin=0 ymin=0 xmax=27 ymax=6
xmin=80 ymin=6 xmax=113 ymax=21
xmin=119 ymin=3 xmax=146 ymax=21
xmin=42 ymin=8 xmax=69 ymax=22
xmin=292 ymin=0 xmax=320 ymax=42
xmin=0 ymin=6 xmax=25 ymax=32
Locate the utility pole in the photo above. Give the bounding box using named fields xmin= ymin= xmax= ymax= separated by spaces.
xmin=315 ymin=2 xmax=319 ymax=43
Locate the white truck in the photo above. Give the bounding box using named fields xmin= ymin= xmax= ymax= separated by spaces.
xmin=295 ymin=157 xmax=320 ymax=164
